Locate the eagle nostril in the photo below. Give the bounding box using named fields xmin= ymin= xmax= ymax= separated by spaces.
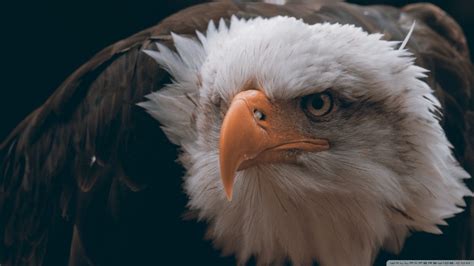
xmin=253 ymin=109 xmax=266 ymax=121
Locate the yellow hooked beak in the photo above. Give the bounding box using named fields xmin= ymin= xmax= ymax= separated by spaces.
xmin=219 ymin=90 xmax=330 ymax=201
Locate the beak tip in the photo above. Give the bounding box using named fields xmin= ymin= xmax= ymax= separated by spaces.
xmin=220 ymin=163 xmax=237 ymax=203
xmin=224 ymin=185 xmax=233 ymax=201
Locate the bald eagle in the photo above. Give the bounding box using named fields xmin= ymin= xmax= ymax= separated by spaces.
xmin=1 ymin=1 xmax=473 ymax=265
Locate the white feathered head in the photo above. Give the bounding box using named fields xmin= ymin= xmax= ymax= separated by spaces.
xmin=140 ymin=16 xmax=471 ymax=265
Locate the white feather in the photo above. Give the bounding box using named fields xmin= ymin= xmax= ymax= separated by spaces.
xmin=139 ymin=16 xmax=472 ymax=265
xmin=399 ymin=21 xmax=416 ymax=50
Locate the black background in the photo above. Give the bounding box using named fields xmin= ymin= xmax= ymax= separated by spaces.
xmin=0 ymin=0 xmax=473 ymax=264
xmin=1 ymin=0 xmax=473 ymax=141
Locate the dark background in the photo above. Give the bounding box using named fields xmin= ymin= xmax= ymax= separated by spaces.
xmin=0 ymin=0 xmax=473 ymax=264
xmin=1 ymin=0 xmax=473 ymax=142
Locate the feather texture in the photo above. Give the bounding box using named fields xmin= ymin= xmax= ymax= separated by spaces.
xmin=0 ymin=1 xmax=472 ymax=265
xmin=141 ymin=15 xmax=472 ymax=265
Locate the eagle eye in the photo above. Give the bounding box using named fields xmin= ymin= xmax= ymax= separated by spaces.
xmin=302 ymin=92 xmax=334 ymax=118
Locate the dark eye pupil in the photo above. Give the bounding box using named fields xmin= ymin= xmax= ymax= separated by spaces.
xmin=311 ymin=96 xmax=324 ymax=110
xmin=301 ymin=92 xmax=333 ymax=119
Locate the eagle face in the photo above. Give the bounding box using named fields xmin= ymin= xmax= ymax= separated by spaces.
xmin=141 ymin=16 xmax=471 ymax=265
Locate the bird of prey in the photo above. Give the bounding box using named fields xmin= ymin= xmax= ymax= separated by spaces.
xmin=1 ymin=0 xmax=473 ymax=265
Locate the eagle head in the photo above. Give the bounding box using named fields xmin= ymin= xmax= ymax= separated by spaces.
xmin=140 ymin=16 xmax=471 ymax=265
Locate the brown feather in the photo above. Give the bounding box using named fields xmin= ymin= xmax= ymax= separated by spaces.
xmin=0 ymin=1 xmax=472 ymax=265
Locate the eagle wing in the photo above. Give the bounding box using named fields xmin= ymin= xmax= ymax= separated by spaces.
xmin=1 ymin=1 xmax=472 ymax=265
xmin=0 ymin=2 xmax=243 ymax=265
xmin=370 ymin=2 xmax=474 ymax=263
xmin=0 ymin=14 xmax=173 ymax=266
